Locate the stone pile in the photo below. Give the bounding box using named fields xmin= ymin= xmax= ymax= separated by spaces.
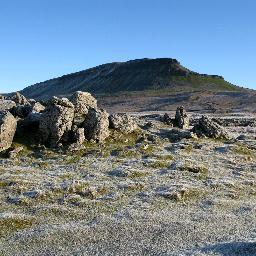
xmin=161 ymin=106 xmax=189 ymax=129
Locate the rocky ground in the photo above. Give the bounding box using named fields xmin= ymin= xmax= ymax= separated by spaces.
xmin=0 ymin=110 xmax=255 ymax=256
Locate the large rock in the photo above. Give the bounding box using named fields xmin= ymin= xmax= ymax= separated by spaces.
xmin=84 ymin=108 xmax=109 ymax=142
xmin=10 ymin=105 xmax=31 ymax=118
xmin=8 ymin=92 xmax=30 ymax=106
xmin=0 ymin=100 xmax=16 ymax=111
xmin=174 ymin=106 xmax=189 ymax=129
xmin=10 ymin=101 xmax=45 ymax=118
xmin=71 ymin=125 xmax=85 ymax=144
xmin=160 ymin=113 xmax=173 ymax=126
xmin=168 ymin=128 xmax=197 ymax=142
xmin=31 ymin=102 xmax=45 ymax=113
xmin=38 ymin=97 xmax=75 ymax=147
xmin=70 ymin=91 xmax=97 ymax=126
xmin=0 ymin=111 xmax=17 ymax=152
xmin=109 ymin=113 xmax=138 ymax=133
xmin=192 ymin=115 xmax=229 ymax=139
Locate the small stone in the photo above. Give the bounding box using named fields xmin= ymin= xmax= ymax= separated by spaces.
xmin=23 ymin=190 xmax=44 ymax=199
xmin=7 ymin=146 xmax=23 ymax=158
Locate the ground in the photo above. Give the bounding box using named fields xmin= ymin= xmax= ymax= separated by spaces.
xmin=0 ymin=112 xmax=255 ymax=256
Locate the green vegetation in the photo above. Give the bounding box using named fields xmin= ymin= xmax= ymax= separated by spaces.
xmin=148 ymin=160 xmax=170 ymax=169
xmin=128 ymin=171 xmax=149 ymax=179
xmin=0 ymin=215 xmax=35 ymax=237
xmin=178 ymin=163 xmax=209 ymax=180
xmin=232 ymin=143 xmax=255 ymax=156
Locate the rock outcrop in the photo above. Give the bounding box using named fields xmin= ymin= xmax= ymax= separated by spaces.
xmin=192 ymin=116 xmax=229 ymax=139
xmin=160 ymin=113 xmax=173 ymax=126
xmin=8 ymin=92 xmax=30 ymax=105
xmin=174 ymin=106 xmax=189 ymax=129
xmin=109 ymin=113 xmax=138 ymax=133
xmin=84 ymin=108 xmax=109 ymax=142
xmin=0 ymin=100 xmax=16 ymax=111
xmin=38 ymin=97 xmax=75 ymax=147
xmin=30 ymin=102 xmax=45 ymax=113
xmin=71 ymin=125 xmax=85 ymax=144
xmin=10 ymin=100 xmax=45 ymax=118
xmin=10 ymin=105 xmax=32 ymax=118
xmin=168 ymin=128 xmax=197 ymax=142
xmin=0 ymin=111 xmax=17 ymax=152
xmin=70 ymin=91 xmax=97 ymax=126
xmin=212 ymin=117 xmax=256 ymax=127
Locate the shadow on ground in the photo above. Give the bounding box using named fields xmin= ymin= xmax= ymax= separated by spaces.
xmin=196 ymin=241 xmax=256 ymax=256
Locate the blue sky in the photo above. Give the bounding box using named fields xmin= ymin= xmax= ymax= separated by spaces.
xmin=0 ymin=0 xmax=255 ymax=93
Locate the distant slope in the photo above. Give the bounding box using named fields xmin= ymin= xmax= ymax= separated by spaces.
xmin=20 ymin=58 xmax=240 ymax=100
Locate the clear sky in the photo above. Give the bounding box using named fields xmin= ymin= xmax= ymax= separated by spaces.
xmin=0 ymin=0 xmax=255 ymax=93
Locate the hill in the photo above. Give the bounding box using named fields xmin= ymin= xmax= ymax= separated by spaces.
xmin=20 ymin=58 xmax=255 ymax=112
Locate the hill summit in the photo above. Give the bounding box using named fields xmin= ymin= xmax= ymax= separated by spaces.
xmin=20 ymin=58 xmax=238 ymax=100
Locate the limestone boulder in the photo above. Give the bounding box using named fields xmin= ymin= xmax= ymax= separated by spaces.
xmin=0 ymin=100 xmax=16 ymax=111
xmin=38 ymin=97 xmax=75 ymax=147
xmin=10 ymin=105 xmax=31 ymax=118
xmin=10 ymin=101 xmax=45 ymax=118
xmin=192 ymin=115 xmax=229 ymax=139
xmin=8 ymin=92 xmax=30 ymax=106
xmin=109 ymin=113 xmax=138 ymax=133
xmin=160 ymin=113 xmax=173 ymax=126
xmin=84 ymin=108 xmax=109 ymax=142
xmin=70 ymin=91 xmax=97 ymax=126
xmin=31 ymin=102 xmax=45 ymax=113
xmin=0 ymin=111 xmax=17 ymax=152
xmin=71 ymin=125 xmax=85 ymax=144
xmin=174 ymin=106 xmax=189 ymax=129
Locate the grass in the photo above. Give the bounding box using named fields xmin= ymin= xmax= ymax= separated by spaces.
xmin=37 ymin=161 xmax=49 ymax=168
xmin=178 ymin=164 xmax=208 ymax=174
xmin=128 ymin=171 xmax=149 ymax=179
xmin=0 ymin=180 xmax=11 ymax=188
xmin=96 ymin=74 xmax=239 ymax=99
xmin=178 ymin=162 xmax=209 ymax=180
xmin=65 ymin=155 xmax=82 ymax=164
xmin=0 ymin=215 xmax=35 ymax=237
xmin=163 ymin=187 xmax=206 ymax=203
xmin=148 ymin=160 xmax=170 ymax=169
xmin=112 ymin=149 xmax=141 ymax=159
xmin=155 ymin=154 xmax=174 ymax=161
xmin=232 ymin=143 xmax=255 ymax=156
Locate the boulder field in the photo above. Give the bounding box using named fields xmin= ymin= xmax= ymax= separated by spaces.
xmin=0 ymin=91 xmax=233 ymax=153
